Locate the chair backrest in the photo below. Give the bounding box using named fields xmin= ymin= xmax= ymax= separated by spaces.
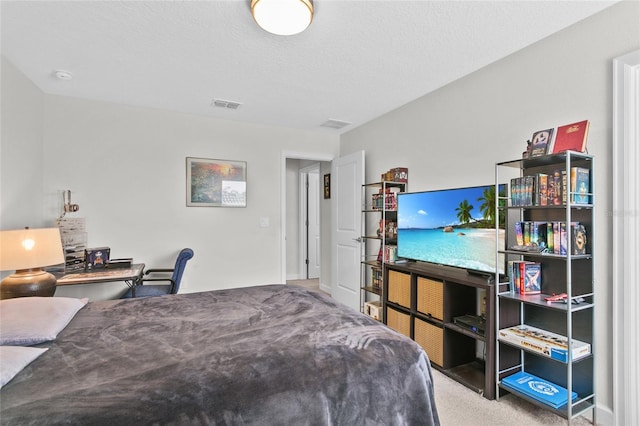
xmin=170 ymin=248 xmax=194 ymax=294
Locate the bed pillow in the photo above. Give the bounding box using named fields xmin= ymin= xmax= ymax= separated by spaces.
xmin=0 ymin=346 xmax=48 ymax=388
xmin=0 ymin=297 xmax=88 ymax=346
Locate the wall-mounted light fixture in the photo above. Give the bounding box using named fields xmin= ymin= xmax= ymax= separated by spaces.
xmin=251 ymin=0 xmax=313 ymax=36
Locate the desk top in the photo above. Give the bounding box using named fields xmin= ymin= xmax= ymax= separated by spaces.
xmin=56 ymin=263 xmax=145 ymax=286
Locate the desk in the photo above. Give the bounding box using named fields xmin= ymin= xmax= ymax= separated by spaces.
xmin=56 ymin=264 xmax=145 ymax=288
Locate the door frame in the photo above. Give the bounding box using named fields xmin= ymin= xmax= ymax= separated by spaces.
xmin=299 ymin=163 xmax=321 ymax=280
xmin=281 ymin=151 xmax=334 ymax=286
xmin=612 ymin=49 xmax=640 ymax=426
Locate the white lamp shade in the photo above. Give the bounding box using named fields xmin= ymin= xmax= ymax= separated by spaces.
xmin=0 ymin=228 xmax=64 ymax=271
xmin=251 ymin=0 xmax=313 ymax=36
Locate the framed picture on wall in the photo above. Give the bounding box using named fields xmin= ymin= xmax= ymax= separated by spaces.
xmin=186 ymin=157 xmax=247 ymax=207
xmin=324 ymin=173 xmax=331 ymax=199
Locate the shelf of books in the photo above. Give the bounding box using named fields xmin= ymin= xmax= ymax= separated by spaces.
xmin=359 ymin=171 xmax=406 ymax=322
xmin=495 ymin=150 xmax=595 ymax=424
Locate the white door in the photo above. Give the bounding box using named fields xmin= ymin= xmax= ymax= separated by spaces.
xmin=331 ymin=150 xmax=364 ymax=311
xmin=307 ymin=170 xmax=321 ymax=279
xmin=300 ymin=164 xmax=321 ymax=280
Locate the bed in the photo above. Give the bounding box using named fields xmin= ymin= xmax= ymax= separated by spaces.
xmin=0 ymin=284 xmax=440 ymax=425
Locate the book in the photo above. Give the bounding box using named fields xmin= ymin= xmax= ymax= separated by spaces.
xmin=529 ymin=128 xmax=554 ymax=157
xmin=570 ymin=167 xmax=590 ymax=204
xmin=560 ymin=223 xmax=567 ymax=256
xmin=518 ymin=261 xmax=535 ymax=294
xmin=514 ymin=222 xmax=524 ymax=246
xmin=532 ymin=222 xmax=547 ymax=249
xmin=537 ymin=173 xmax=548 ymax=206
xmin=502 ymin=371 xmax=578 ymax=408
xmin=553 ymin=222 xmax=561 ymax=255
xmin=571 ymin=223 xmax=587 ymax=255
xmin=499 ymin=325 xmax=591 ymax=362
xmin=523 ymin=263 xmax=541 ymax=294
xmin=551 ymin=120 xmax=590 ymax=154
xmin=546 ymin=222 xmax=554 ymax=253
xmin=550 ymin=170 xmax=563 ymax=206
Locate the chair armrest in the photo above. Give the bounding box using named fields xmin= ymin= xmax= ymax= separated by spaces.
xmin=144 ymin=268 xmax=175 ymax=276
xmin=140 ymin=277 xmax=177 ymax=294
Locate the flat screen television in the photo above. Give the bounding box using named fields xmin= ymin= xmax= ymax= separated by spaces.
xmin=397 ymin=184 xmax=506 ymax=276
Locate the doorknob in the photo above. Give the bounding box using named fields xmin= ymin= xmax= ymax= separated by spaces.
xmin=353 ymin=237 xmax=362 ymax=243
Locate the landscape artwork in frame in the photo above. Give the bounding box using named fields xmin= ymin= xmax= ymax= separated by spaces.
xmin=186 ymin=157 xmax=247 ymax=207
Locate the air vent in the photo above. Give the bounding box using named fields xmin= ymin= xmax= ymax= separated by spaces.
xmin=211 ymin=99 xmax=242 ymax=110
xmin=320 ymin=119 xmax=352 ymax=129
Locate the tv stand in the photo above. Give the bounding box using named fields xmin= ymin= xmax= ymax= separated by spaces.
xmin=466 ymin=269 xmax=494 ymax=282
xmin=383 ymin=262 xmax=507 ymax=399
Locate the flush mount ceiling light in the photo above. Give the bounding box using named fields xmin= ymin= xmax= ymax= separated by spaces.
xmin=54 ymin=69 xmax=73 ymax=80
xmin=251 ymin=0 xmax=313 ymax=36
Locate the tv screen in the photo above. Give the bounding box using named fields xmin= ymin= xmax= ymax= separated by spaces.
xmin=397 ymin=184 xmax=506 ymax=275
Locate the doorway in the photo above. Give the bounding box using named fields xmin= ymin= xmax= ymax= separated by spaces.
xmin=281 ymin=152 xmax=333 ymax=294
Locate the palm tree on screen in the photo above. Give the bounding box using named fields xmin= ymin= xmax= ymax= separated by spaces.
xmin=477 ymin=187 xmax=496 ymax=227
xmin=455 ymin=200 xmax=474 ymax=225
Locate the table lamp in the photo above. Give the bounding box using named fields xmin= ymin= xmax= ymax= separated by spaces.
xmin=0 ymin=227 xmax=64 ymax=299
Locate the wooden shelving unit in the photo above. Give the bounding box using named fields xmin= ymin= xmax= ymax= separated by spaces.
xmin=383 ymin=261 xmax=504 ymax=399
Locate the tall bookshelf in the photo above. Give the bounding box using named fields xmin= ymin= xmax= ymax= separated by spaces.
xmin=495 ymin=151 xmax=595 ymax=423
xmin=360 ymin=181 xmax=406 ymax=321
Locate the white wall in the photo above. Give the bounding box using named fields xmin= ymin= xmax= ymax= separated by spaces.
xmin=0 ymin=56 xmax=45 ymax=230
xmin=1 ymin=58 xmax=340 ymax=299
xmin=340 ymin=2 xmax=640 ymax=423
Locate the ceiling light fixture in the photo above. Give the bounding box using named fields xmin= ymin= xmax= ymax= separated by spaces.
xmin=54 ymin=69 xmax=73 ymax=80
xmin=251 ymin=0 xmax=313 ymax=36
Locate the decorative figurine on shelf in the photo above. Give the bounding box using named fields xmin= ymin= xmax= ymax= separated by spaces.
xmin=523 ymin=139 xmax=532 ymax=158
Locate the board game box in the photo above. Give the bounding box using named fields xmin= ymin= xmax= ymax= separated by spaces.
xmin=499 ymin=324 xmax=591 ymax=362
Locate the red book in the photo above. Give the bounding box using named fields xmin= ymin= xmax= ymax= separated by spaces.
xmin=551 ymin=120 xmax=589 ymax=154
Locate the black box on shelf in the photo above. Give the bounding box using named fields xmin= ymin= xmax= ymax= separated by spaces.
xmin=106 ymin=258 xmax=133 ymax=269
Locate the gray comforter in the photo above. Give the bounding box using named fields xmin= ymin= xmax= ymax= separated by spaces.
xmin=1 ymin=285 xmax=439 ymax=425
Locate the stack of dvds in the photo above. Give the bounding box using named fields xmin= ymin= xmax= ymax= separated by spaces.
xmin=56 ymin=217 xmax=87 ymax=272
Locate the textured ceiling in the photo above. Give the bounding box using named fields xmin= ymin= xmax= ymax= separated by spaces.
xmin=1 ymin=1 xmax=618 ymax=134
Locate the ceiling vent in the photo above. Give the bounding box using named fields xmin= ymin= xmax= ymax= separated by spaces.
xmin=320 ymin=119 xmax=352 ymax=129
xmin=211 ymin=99 xmax=242 ymax=110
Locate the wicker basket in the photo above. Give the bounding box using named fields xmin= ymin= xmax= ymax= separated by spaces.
xmin=388 ymin=270 xmax=411 ymax=308
xmin=386 ymin=307 xmax=411 ymax=338
xmin=414 ymin=317 xmax=444 ymax=366
xmin=417 ymin=277 xmax=443 ymax=321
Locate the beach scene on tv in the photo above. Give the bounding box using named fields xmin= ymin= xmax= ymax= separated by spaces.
xmin=397 ymin=185 xmax=506 ymax=274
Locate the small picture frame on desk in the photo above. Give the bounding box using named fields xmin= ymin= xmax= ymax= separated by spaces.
xmin=85 ymin=247 xmax=110 ymax=270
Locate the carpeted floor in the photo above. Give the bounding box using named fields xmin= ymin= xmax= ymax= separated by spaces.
xmin=286 ymin=278 xmax=329 ymax=295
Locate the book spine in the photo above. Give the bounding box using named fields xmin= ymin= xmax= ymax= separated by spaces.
xmin=547 ymin=222 xmax=554 ymax=253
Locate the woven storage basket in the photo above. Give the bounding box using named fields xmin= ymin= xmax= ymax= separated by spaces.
xmin=416 ymin=277 xmax=443 ymax=321
xmin=414 ymin=317 xmax=444 ymax=366
xmin=388 ymin=270 xmax=411 ymax=308
xmin=386 ymin=307 xmax=411 ymax=338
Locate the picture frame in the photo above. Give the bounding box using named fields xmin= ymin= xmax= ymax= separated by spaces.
xmin=324 ymin=173 xmax=331 ymax=199
xmin=186 ymin=157 xmax=247 ymax=207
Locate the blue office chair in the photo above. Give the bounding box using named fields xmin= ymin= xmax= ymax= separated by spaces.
xmin=121 ymin=248 xmax=194 ymax=298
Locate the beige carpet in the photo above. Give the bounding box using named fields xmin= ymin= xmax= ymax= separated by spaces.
xmin=432 ymin=367 xmax=593 ymax=426
xmin=286 ymin=278 xmax=329 ymax=295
